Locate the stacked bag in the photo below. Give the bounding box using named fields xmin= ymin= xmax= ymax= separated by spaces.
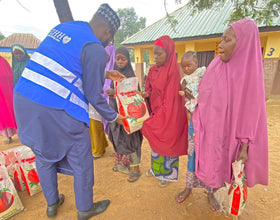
xmin=0 ymin=146 xmax=41 ymax=220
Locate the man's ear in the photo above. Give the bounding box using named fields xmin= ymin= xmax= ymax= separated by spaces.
xmin=104 ymin=28 xmax=113 ymax=39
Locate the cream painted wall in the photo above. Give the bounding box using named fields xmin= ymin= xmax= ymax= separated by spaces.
xmin=0 ymin=52 xmax=12 ymax=66
xmin=134 ymin=47 xmax=144 ymax=63
xmin=128 ymin=31 xmax=280 ymax=67
xmin=263 ymin=32 xmax=280 ymax=59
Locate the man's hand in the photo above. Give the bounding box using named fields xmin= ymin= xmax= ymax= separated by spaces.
xmin=106 ymin=70 xmax=126 ymax=81
xmin=115 ymin=114 xmax=128 ymax=125
xmin=237 ymin=142 xmax=248 ymax=164
xmin=134 ymin=90 xmax=149 ymax=99
xmin=105 ymin=89 xmax=115 ymax=98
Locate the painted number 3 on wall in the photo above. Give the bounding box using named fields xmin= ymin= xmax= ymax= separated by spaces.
xmin=267 ymin=48 xmax=275 ymax=56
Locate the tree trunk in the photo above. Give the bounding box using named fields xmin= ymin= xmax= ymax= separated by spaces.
xmin=53 ymin=0 xmax=74 ymax=23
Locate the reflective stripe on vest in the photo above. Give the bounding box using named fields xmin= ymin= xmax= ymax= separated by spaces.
xmin=22 ymin=53 xmax=88 ymax=113
xmin=30 ymin=52 xmax=84 ymax=95
xmin=22 ymin=68 xmax=70 ymax=98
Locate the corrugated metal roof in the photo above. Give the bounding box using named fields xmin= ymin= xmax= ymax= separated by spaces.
xmin=0 ymin=33 xmax=41 ymax=49
xmin=122 ymin=2 xmax=280 ymax=46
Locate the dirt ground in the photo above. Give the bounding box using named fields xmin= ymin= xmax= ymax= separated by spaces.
xmin=1 ymin=96 xmax=280 ymax=220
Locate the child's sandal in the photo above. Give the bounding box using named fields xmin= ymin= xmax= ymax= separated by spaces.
xmin=159 ymin=180 xmax=168 ymax=187
xmin=145 ymin=169 xmax=153 ymax=177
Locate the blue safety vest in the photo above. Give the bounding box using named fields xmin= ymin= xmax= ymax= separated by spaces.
xmin=14 ymin=21 xmax=101 ymax=125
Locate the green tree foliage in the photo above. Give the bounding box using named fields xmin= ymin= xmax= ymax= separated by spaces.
xmin=114 ymin=7 xmax=146 ymax=62
xmin=185 ymin=0 xmax=280 ymax=25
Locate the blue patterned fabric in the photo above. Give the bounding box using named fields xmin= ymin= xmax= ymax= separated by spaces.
xmin=151 ymin=149 xmax=179 ymax=182
xmin=187 ymin=120 xmax=195 ymax=172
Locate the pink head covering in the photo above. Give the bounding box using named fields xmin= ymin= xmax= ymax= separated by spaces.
xmin=102 ymin=42 xmax=116 ymax=134
xmin=102 ymin=42 xmax=116 ymax=97
xmin=193 ymin=19 xmax=268 ymax=188
xmin=141 ymin=35 xmax=188 ymax=156
xmin=104 ymin=42 xmax=116 ymax=71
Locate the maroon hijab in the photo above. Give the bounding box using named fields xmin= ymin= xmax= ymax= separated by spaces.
xmin=141 ymin=35 xmax=188 ymax=156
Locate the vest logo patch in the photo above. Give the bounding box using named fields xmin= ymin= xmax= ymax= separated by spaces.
xmin=62 ymin=36 xmax=71 ymax=44
xmin=48 ymin=28 xmax=71 ymax=44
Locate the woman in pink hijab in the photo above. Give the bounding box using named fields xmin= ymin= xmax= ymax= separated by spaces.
xmin=193 ymin=19 xmax=268 ymax=193
xmin=0 ymin=56 xmax=17 ymax=144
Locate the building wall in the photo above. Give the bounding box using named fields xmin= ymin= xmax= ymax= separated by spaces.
xmin=263 ymin=58 xmax=279 ymax=96
xmin=134 ymin=47 xmax=145 ymax=87
xmin=263 ymin=32 xmax=280 ymax=98
xmin=0 ymin=51 xmax=34 ymax=66
xmin=271 ymin=62 xmax=280 ymax=95
xmin=0 ymin=52 xmax=12 ymax=66
xmin=130 ymin=31 xmax=280 ymax=97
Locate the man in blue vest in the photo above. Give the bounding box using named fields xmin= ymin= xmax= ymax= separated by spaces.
xmin=14 ymin=4 xmax=124 ymax=220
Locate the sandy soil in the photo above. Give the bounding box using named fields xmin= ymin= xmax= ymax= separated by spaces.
xmin=1 ymin=96 xmax=279 ymax=220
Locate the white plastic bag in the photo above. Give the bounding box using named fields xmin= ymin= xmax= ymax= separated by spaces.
xmin=1 ymin=149 xmax=25 ymax=192
xmin=18 ymin=147 xmax=41 ymax=196
xmin=228 ymin=160 xmax=248 ymax=216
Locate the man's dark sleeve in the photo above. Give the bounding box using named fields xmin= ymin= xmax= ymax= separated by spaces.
xmin=81 ymin=42 xmax=118 ymax=122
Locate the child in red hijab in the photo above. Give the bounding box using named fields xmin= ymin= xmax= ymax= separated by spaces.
xmin=139 ymin=35 xmax=188 ymax=186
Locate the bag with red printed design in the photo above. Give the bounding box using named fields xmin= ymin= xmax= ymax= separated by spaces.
xmin=228 ymin=160 xmax=248 ymax=216
xmin=0 ymin=148 xmax=26 ymax=192
xmin=0 ymin=155 xmax=24 ymax=220
xmin=18 ymin=147 xmax=41 ymax=196
xmin=115 ymin=77 xmax=149 ymax=134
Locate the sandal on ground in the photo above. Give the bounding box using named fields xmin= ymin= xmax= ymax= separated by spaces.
xmin=207 ymin=194 xmax=220 ymax=212
xmin=158 ymin=180 xmax=168 ymax=187
xmin=145 ymin=169 xmax=153 ymax=177
xmin=112 ymin=166 xmax=129 ymax=174
xmin=127 ymin=172 xmax=141 ymax=182
xmin=112 ymin=166 xmax=118 ymax=172
xmin=4 ymin=137 xmax=12 ymax=144
xmin=175 ymin=189 xmax=192 ymax=204
xmin=92 ymin=155 xmax=101 ymax=160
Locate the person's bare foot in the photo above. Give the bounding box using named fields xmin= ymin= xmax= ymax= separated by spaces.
xmin=127 ymin=172 xmax=141 ymax=182
xmin=145 ymin=169 xmax=153 ymax=177
xmin=175 ymin=188 xmax=192 ymax=203
xmin=158 ymin=179 xmax=168 ymax=187
xmin=127 ymin=165 xmax=141 ymax=182
xmin=207 ymin=192 xmax=220 ymax=212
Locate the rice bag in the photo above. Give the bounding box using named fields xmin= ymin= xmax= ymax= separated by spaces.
xmin=115 ymin=77 xmax=149 ymax=134
xmin=228 ymin=160 xmax=248 ymax=216
xmin=18 ymin=147 xmax=41 ymax=196
xmin=0 ymin=149 xmax=25 ymax=192
xmin=0 ymin=156 xmax=24 ymax=220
